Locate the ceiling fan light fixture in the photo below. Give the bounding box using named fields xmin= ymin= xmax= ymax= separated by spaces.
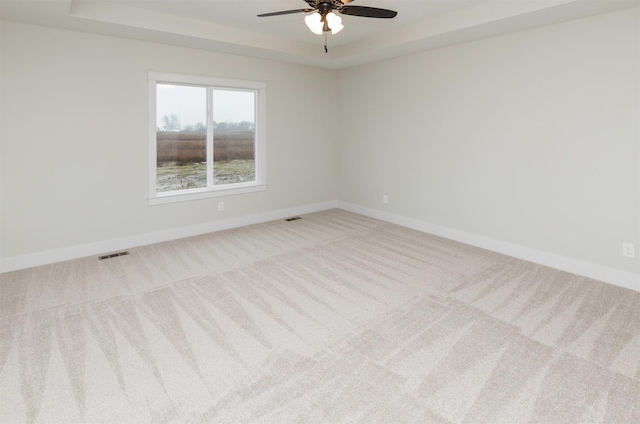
xmin=326 ymin=12 xmax=344 ymax=34
xmin=305 ymin=12 xmax=324 ymax=35
xmin=259 ymin=1 xmax=397 ymax=46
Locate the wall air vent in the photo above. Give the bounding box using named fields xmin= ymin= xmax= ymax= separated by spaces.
xmin=285 ymin=217 xmax=302 ymax=222
xmin=99 ymin=251 xmax=130 ymax=260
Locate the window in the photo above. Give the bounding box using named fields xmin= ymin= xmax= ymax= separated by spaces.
xmin=148 ymin=72 xmax=266 ymax=205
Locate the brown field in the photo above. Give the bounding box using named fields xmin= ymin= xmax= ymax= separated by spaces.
xmin=157 ymin=131 xmax=254 ymax=165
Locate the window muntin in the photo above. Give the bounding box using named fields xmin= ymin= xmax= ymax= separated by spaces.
xmin=148 ymin=73 xmax=266 ymax=205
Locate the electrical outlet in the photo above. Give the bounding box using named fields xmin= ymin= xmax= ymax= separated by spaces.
xmin=383 ymin=195 xmax=388 ymax=204
xmin=218 ymin=201 xmax=224 ymax=212
xmin=623 ymin=243 xmax=634 ymax=258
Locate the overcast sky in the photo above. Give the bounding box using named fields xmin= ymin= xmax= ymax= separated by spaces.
xmin=156 ymin=84 xmax=255 ymax=129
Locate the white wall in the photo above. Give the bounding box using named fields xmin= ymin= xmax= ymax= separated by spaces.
xmin=2 ymin=8 xmax=639 ymax=287
xmin=0 ymin=22 xmax=338 ymax=260
xmin=337 ymin=8 xmax=640 ymax=277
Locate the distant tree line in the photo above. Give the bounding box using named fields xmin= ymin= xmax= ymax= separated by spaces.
xmin=159 ymin=114 xmax=254 ymax=133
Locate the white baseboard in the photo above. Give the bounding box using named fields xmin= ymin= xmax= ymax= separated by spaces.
xmin=0 ymin=200 xmax=338 ymax=273
xmin=3 ymin=199 xmax=638 ymax=294
xmin=338 ymin=201 xmax=640 ymax=293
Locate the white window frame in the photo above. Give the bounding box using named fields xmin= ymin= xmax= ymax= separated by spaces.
xmin=148 ymin=72 xmax=267 ymax=205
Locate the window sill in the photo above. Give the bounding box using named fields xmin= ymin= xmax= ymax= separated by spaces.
xmin=148 ymin=183 xmax=267 ymax=206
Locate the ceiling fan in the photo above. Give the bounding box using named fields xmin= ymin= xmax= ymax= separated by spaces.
xmin=258 ymin=1 xmax=397 ymax=41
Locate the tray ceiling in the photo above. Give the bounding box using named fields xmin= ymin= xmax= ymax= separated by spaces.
xmin=1 ymin=0 xmax=637 ymax=69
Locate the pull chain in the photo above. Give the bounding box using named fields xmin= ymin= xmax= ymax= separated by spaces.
xmin=324 ymin=31 xmax=328 ymax=53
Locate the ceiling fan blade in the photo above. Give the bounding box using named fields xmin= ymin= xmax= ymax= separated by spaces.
xmin=257 ymin=9 xmax=313 ymax=18
xmin=341 ymin=6 xmax=397 ymax=19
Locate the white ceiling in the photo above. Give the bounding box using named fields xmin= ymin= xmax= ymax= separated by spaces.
xmin=1 ymin=0 xmax=638 ymax=69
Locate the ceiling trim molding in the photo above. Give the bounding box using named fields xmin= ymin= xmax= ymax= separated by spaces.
xmin=1 ymin=0 xmax=637 ymax=69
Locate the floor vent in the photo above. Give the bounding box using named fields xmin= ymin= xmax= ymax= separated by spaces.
xmin=99 ymin=251 xmax=130 ymax=260
xmin=285 ymin=217 xmax=302 ymax=222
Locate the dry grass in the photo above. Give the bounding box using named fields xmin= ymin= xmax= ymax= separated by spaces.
xmin=157 ymin=131 xmax=254 ymax=165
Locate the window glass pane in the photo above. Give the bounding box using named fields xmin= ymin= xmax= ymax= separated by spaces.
xmin=156 ymin=84 xmax=207 ymax=192
xmin=212 ymin=89 xmax=255 ymax=185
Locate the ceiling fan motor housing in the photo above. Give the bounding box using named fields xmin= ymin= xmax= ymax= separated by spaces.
xmin=306 ymin=1 xmax=344 ymax=17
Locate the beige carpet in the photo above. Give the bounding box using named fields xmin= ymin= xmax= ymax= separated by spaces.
xmin=1 ymin=209 xmax=639 ymax=423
